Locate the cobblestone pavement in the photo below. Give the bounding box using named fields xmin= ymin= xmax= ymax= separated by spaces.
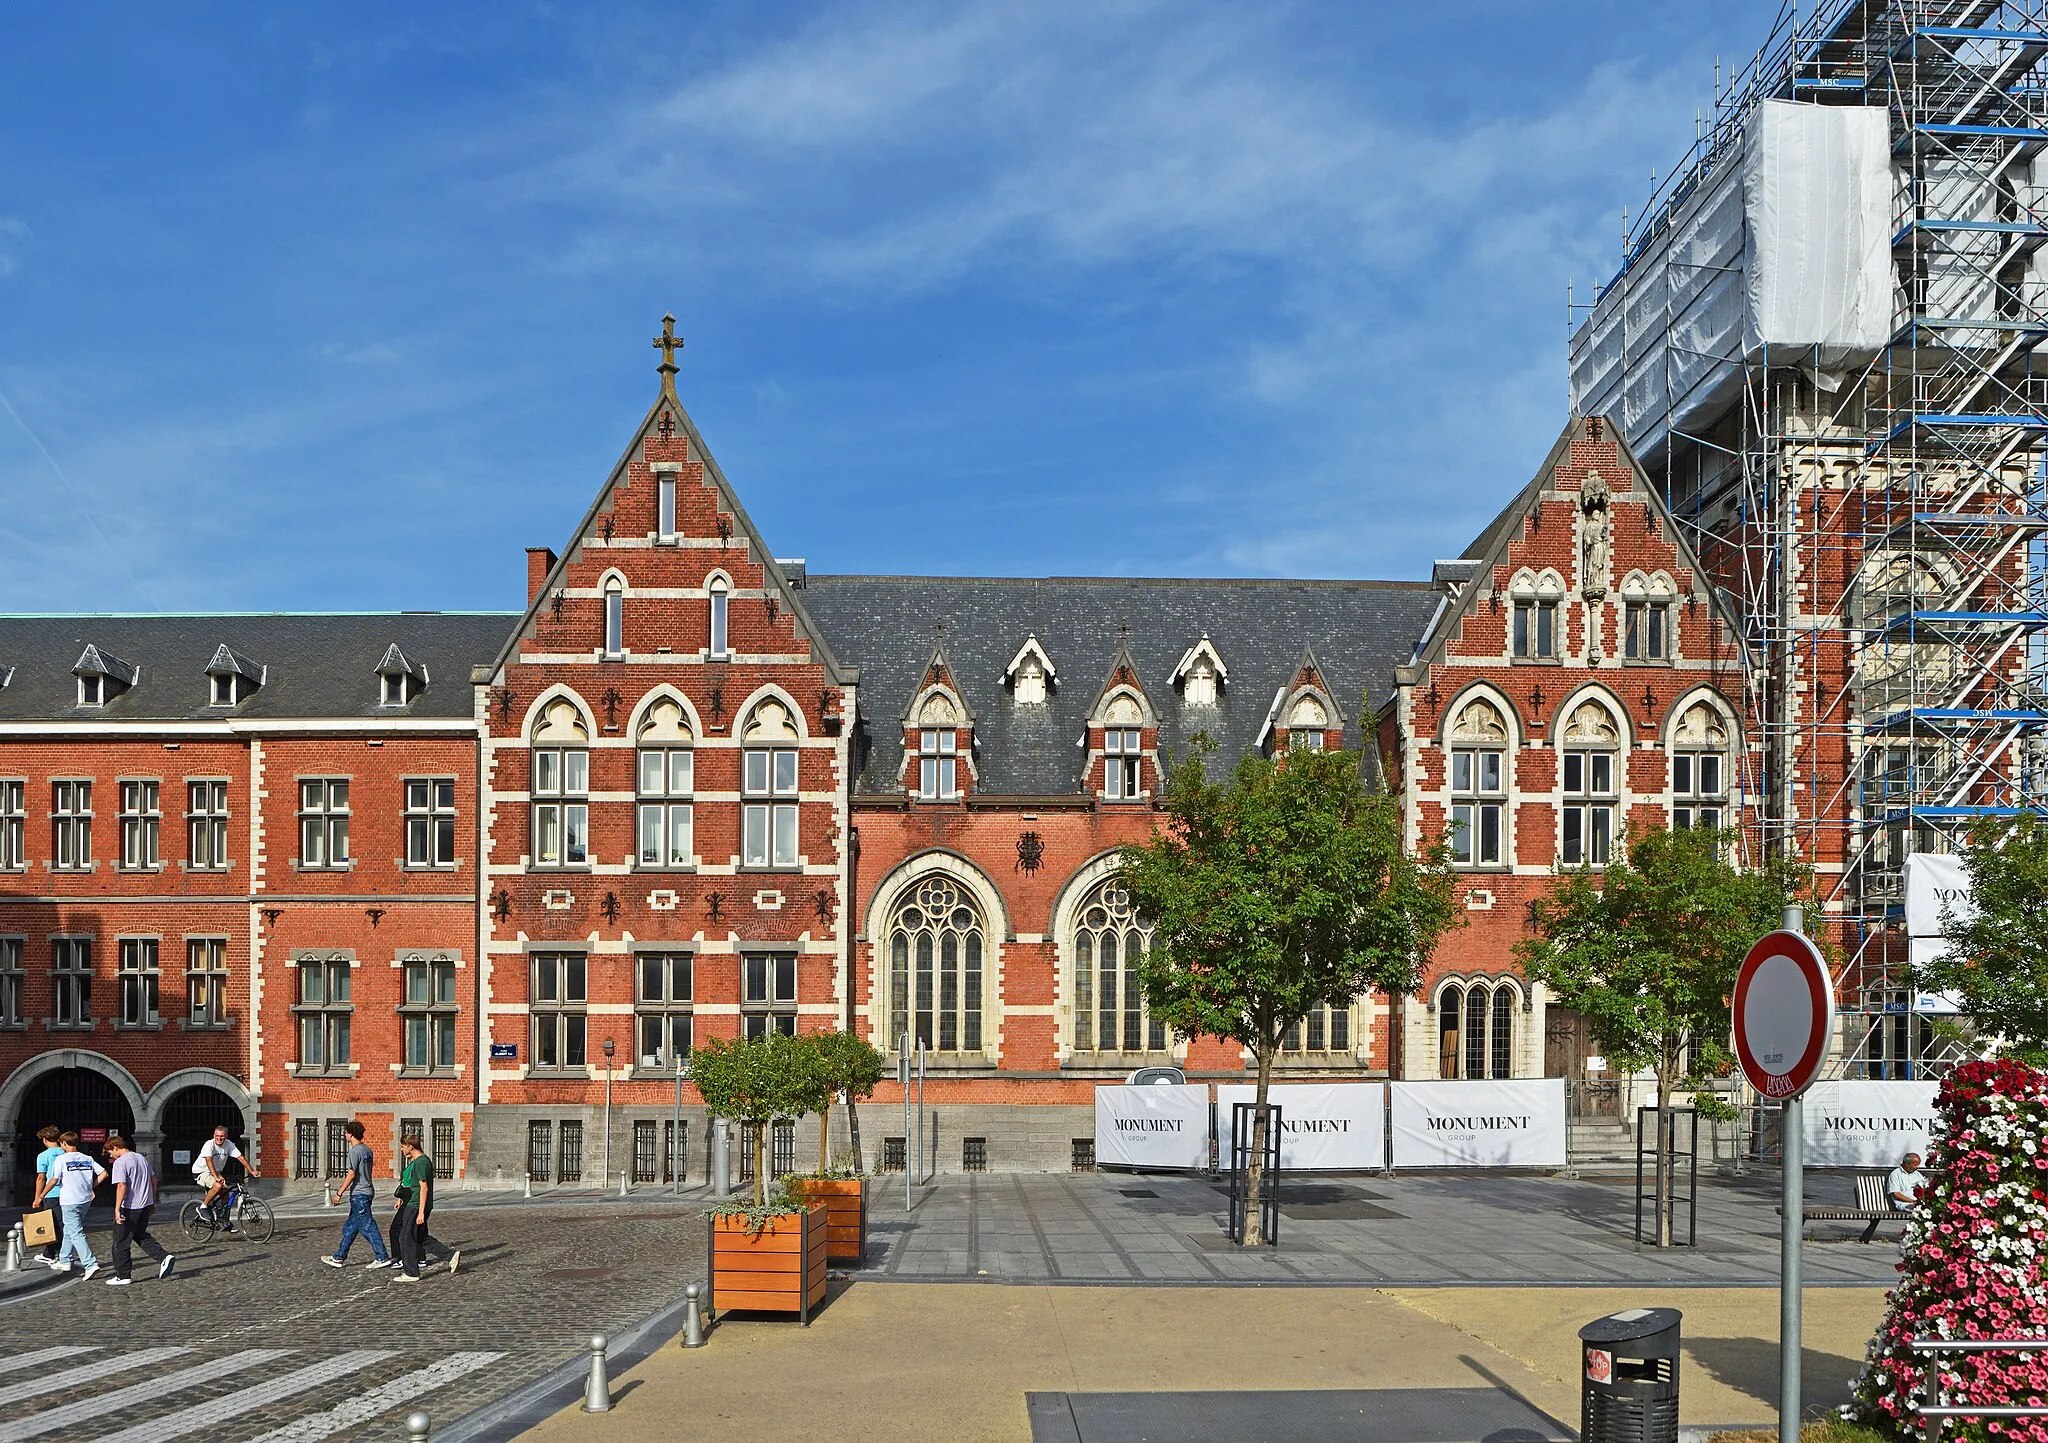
xmin=0 ymin=1191 xmax=709 ymax=1442
xmin=855 ymin=1169 xmax=1908 ymax=1285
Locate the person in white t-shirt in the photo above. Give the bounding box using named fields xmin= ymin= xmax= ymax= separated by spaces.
xmin=192 ymin=1126 xmax=257 ymax=1225
xmin=1887 ymin=1152 xmax=1928 ymax=1211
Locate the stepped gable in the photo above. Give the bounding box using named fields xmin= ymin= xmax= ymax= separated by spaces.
xmin=0 ymin=613 xmax=516 ymax=720
xmin=801 ymin=574 xmax=1440 ymax=795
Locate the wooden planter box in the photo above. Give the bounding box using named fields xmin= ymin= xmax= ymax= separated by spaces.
xmin=792 ymin=1177 xmax=867 ymax=1265
xmin=707 ymin=1203 xmax=829 ymax=1324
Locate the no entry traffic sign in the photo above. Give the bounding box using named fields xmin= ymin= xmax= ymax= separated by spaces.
xmin=1731 ymin=929 xmax=1835 ymax=1099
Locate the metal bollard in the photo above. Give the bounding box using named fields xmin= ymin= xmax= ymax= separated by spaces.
xmin=682 ymin=1283 xmax=706 ymax=1348
xmin=5 ymin=1224 xmax=22 ymax=1273
xmin=582 ymin=1334 xmax=611 ymax=1413
xmin=522 ymin=1174 xmax=532 ymax=1200
xmin=619 ymin=1170 xmax=629 ymax=1197
xmin=405 ymin=1410 xmax=431 ymax=1442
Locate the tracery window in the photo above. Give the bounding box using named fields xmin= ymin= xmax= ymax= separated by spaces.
xmin=637 ymin=699 xmax=695 ymax=868
xmin=1670 ymin=701 xmax=1731 ymax=832
xmin=1437 ymin=980 xmax=1517 ymax=1079
xmin=1560 ymin=699 xmax=1621 ymax=866
xmin=1282 ymin=1002 xmax=1351 ymax=1055
xmin=887 ymin=877 xmax=984 ymax=1053
xmin=1446 ymin=698 xmax=1510 ymax=866
xmin=1071 ymin=878 xmax=1163 ymax=1053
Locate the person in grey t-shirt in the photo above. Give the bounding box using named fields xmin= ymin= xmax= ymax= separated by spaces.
xmin=324 ymin=1120 xmax=392 ymax=1269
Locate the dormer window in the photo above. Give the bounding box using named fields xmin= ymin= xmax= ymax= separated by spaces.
xmin=1170 ymin=635 xmax=1228 ymax=708
xmin=1103 ymin=729 xmax=1143 ymax=799
xmin=918 ymin=730 xmax=959 ymax=799
xmin=375 ymin=644 xmax=427 ymax=707
xmin=72 ymin=644 xmax=138 ymax=709
xmin=1003 ymin=635 xmax=1057 ymax=706
xmin=205 ymin=644 xmax=264 ymax=708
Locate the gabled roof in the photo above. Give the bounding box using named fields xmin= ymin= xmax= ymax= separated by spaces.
xmin=1255 ymin=642 xmax=1345 ymax=748
xmin=1087 ymin=643 xmax=1151 ymax=719
xmin=1169 ymin=633 xmax=1228 ymax=686
xmin=901 ymin=642 xmax=975 ymax=724
xmin=1401 ymin=413 xmax=1749 ymax=680
xmin=0 ymin=615 xmax=512 ymax=721
xmin=73 ymin=643 xmax=138 ymax=685
xmin=801 ymin=575 xmax=1440 ymax=796
xmin=206 ymin=643 xmax=266 ymax=684
xmin=1001 ymin=633 xmax=1057 ymax=687
xmin=376 ymin=643 xmax=426 ymax=681
xmin=487 ymin=351 xmax=856 ymax=687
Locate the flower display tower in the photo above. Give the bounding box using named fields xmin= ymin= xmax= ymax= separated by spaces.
xmin=1852 ymin=1060 xmax=2048 ymax=1440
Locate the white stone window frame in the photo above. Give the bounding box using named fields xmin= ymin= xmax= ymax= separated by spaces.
xmin=600 ymin=569 xmax=628 ymax=660
xmin=525 ymin=690 xmax=594 ymax=871
xmin=1554 ymin=687 xmax=1629 ymax=867
xmin=706 ymin=569 xmax=733 ymax=660
xmin=1093 ymin=687 xmax=1154 ymax=801
xmin=1438 ymin=685 xmax=1519 ymax=871
xmin=1665 ymin=688 xmax=1739 ymax=834
xmin=1432 ymin=975 xmax=1526 ymax=1080
xmin=904 ymin=685 xmax=975 ymax=799
xmin=1169 ymin=634 xmax=1228 ymax=709
xmin=1618 ymin=570 xmax=1679 ymax=663
xmin=739 ymin=691 xmax=806 ymax=870
xmin=1507 ymin=567 xmax=1567 ymax=661
xmin=1003 ymin=635 xmax=1057 ymax=705
xmin=117 ymin=778 xmax=162 ymax=872
xmin=867 ymin=850 xmax=1007 ymax=1062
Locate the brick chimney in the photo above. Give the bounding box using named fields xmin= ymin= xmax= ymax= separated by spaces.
xmin=526 ymin=548 xmax=557 ymax=604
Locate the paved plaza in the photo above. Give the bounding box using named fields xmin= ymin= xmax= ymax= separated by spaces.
xmin=851 ymin=1169 xmax=1908 ymax=1286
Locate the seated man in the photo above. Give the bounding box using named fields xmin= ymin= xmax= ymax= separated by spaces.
xmin=1886 ymin=1151 xmax=1928 ymax=1212
xmin=192 ymin=1125 xmax=257 ymax=1225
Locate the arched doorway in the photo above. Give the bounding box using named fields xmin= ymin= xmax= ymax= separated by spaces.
xmin=11 ymin=1068 xmax=136 ymax=1204
xmin=156 ymin=1085 xmax=248 ymax=1193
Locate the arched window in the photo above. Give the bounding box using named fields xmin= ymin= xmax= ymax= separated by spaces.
xmin=1447 ymin=697 xmax=1510 ymax=865
xmin=1282 ymin=1001 xmax=1352 ymax=1055
xmin=636 ymin=699 xmax=695 ymax=867
xmin=1436 ymin=980 xmax=1518 ymax=1079
xmin=887 ymin=876 xmax=984 ymax=1053
xmin=603 ymin=577 xmax=624 ymax=657
xmin=1286 ymin=694 xmax=1329 ymax=751
xmin=1670 ymin=699 xmax=1732 ymax=832
xmin=708 ymin=577 xmax=729 ymax=659
xmin=741 ymin=699 xmax=800 ymax=868
xmin=530 ymin=697 xmax=590 ymax=868
xmin=1072 ymin=877 xmax=1163 ymax=1054
xmin=1560 ymin=698 xmax=1622 ymax=865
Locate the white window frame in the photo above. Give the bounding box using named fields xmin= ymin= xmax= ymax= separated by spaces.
xmin=603 ymin=579 xmax=625 ymax=658
xmin=404 ymin=777 xmax=458 ymax=868
xmin=186 ymin=937 xmax=229 ymax=1029
xmin=119 ymin=779 xmax=160 ymax=870
xmin=298 ymin=778 xmax=351 ymax=868
xmin=657 ymin=476 xmax=677 ymax=540
xmin=742 ymin=747 xmax=798 ymax=868
xmin=742 ymin=952 xmax=799 ymax=1038
xmin=1561 ymin=750 xmax=1617 ymax=865
xmin=0 ymin=937 xmax=23 ymax=1029
xmin=635 ymin=951 xmax=693 ymax=1069
xmin=1625 ymin=601 xmax=1669 ymax=661
xmin=918 ymin=729 xmax=958 ymax=800
xmin=1673 ymin=750 xmax=1728 ymax=832
xmin=1102 ymin=729 xmax=1143 ymax=800
xmin=400 ymin=957 xmax=459 ymax=1073
xmin=636 ymin=747 xmax=695 ymax=868
xmin=1449 ymin=748 xmax=1505 ymax=866
xmin=531 ymin=749 xmax=590 ymax=867
xmin=77 ymin=674 xmax=105 ymax=707
xmin=51 ymin=780 xmax=92 ymax=870
xmin=0 ymin=778 xmax=26 ymax=870
xmin=186 ymin=780 xmax=229 ymax=870
xmin=531 ymin=952 xmax=589 ymax=1070
xmin=381 ymin=672 xmax=408 ymax=706
xmin=1513 ymin=599 xmax=1558 ymax=659
xmin=294 ymin=957 xmax=353 ymax=1073
xmin=708 ymin=579 xmax=730 ymax=658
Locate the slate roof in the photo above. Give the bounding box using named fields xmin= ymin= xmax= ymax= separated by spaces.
xmin=801 ymin=576 xmax=1441 ymax=796
xmin=0 ymin=614 xmax=517 ymax=722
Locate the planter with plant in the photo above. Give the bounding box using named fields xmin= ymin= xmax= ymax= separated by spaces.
xmin=787 ymin=1031 xmax=888 ymax=1263
xmin=693 ymin=1033 xmax=835 ymax=1321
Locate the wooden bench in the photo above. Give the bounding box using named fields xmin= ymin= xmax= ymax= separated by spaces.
xmin=1799 ymin=1172 xmax=1905 ymax=1243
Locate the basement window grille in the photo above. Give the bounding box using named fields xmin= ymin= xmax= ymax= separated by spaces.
xmin=963 ymin=1137 xmax=988 ymax=1173
xmin=1071 ymin=1138 xmax=1096 ymax=1172
xmin=882 ymin=1136 xmax=906 ymax=1172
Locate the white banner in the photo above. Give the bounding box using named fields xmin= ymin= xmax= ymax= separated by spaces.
xmin=1093 ymin=1085 xmax=1211 ymax=1170
xmin=1904 ymin=854 xmax=1970 ymax=1013
xmin=1390 ymin=1080 xmax=1567 ymax=1168
xmin=1215 ymin=1084 xmax=1386 ymax=1171
xmin=1802 ymin=1081 xmax=1942 ymax=1168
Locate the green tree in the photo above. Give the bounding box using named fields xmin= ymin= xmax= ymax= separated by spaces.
xmin=1515 ymin=824 xmax=1815 ymax=1246
xmin=1120 ymin=741 xmax=1460 ymax=1246
xmin=1919 ymin=813 xmax=2048 ymax=1063
xmin=690 ymin=1032 xmax=833 ymax=1204
xmin=811 ymin=1030 xmax=889 ymax=1168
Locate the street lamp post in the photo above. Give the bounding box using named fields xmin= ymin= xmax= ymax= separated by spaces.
xmin=602 ymin=1036 xmax=616 ymax=1188
xmin=673 ymin=1050 xmax=685 ymax=1196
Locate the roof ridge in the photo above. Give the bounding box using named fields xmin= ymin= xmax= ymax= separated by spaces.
xmin=804 ymin=574 xmax=1434 ymax=589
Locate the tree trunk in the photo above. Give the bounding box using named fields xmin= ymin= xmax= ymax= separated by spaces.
xmin=819 ymin=1105 xmax=832 ymax=1173
xmin=846 ymin=1094 xmax=864 ymax=1171
xmin=754 ymin=1123 xmax=769 ymax=1205
xmin=1654 ymin=1066 xmax=1673 ymax=1248
xmin=1242 ymin=1044 xmax=1276 ymax=1246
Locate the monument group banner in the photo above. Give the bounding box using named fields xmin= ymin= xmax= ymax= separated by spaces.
xmin=1389 ymin=1079 xmax=1568 ymax=1168
xmin=1215 ymin=1083 xmax=1387 ymax=1171
xmin=1801 ymin=1080 xmax=1942 ymax=1167
xmin=1093 ymin=1084 xmax=1211 ymax=1170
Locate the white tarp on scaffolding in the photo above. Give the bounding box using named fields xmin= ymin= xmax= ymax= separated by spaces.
xmin=1904 ymin=852 xmax=1971 ymax=1014
xmin=1569 ymin=100 xmax=1894 ymax=457
xmin=1744 ymin=100 xmax=1894 ymax=367
xmin=1389 ymin=1080 xmax=1567 ymax=1168
xmin=1802 ymin=1081 xmax=1941 ymax=1167
xmin=1216 ymin=1083 xmax=1386 ymax=1171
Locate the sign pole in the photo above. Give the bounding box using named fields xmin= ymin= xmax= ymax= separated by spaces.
xmin=1779 ymin=903 xmax=1804 ymax=1443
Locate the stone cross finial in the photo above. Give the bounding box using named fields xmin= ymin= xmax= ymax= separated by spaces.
xmin=653 ymin=313 xmax=684 ymax=376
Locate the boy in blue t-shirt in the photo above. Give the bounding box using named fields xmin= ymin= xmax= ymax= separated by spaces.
xmin=49 ymin=1132 xmax=107 ymax=1278
xmin=28 ymin=1125 xmax=62 ymax=1264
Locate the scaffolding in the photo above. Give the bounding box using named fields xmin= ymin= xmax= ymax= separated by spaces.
xmin=1570 ymin=0 xmax=2048 ymax=1078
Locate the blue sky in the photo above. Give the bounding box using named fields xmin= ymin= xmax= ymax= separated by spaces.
xmin=1 ymin=2 xmax=1783 ymax=614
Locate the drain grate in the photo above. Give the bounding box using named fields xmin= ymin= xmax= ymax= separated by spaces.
xmin=1119 ymin=1188 xmax=1159 ymax=1198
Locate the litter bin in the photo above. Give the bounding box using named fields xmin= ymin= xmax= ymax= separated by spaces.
xmin=1580 ymin=1307 xmax=1681 ymax=1443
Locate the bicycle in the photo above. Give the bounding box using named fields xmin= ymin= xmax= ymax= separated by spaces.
xmin=180 ymin=1182 xmax=275 ymax=1244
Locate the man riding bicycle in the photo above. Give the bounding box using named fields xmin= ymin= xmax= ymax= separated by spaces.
xmin=193 ymin=1125 xmax=257 ymax=1227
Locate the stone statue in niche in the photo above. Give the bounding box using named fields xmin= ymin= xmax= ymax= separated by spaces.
xmin=1580 ymin=473 xmax=1612 ymax=601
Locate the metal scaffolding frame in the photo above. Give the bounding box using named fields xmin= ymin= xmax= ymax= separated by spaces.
xmin=1572 ymin=0 xmax=2048 ymax=1078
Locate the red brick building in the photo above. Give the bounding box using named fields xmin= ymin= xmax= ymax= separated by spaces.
xmin=0 ymin=338 xmax=1749 ymax=1192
